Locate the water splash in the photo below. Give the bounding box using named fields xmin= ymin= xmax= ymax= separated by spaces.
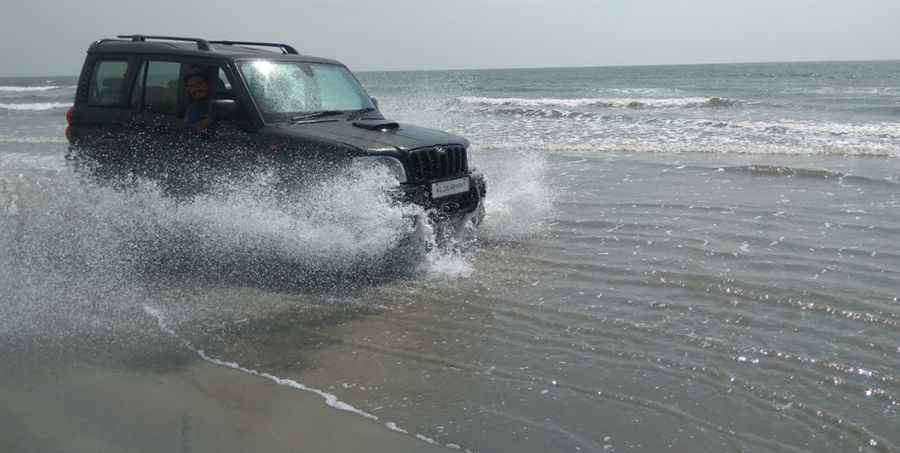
xmin=0 ymin=155 xmax=423 ymax=338
xmin=474 ymin=149 xmax=555 ymax=241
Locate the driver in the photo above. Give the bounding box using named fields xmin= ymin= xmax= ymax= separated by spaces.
xmin=183 ymin=71 xmax=212 ymax=131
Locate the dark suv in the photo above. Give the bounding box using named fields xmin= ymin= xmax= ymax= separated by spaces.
xmin=66 ymin=35 xmax=485 ymax=226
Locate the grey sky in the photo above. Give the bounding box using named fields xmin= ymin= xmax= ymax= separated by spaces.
xmin=1 ymin=0 xmax=897 ymax=76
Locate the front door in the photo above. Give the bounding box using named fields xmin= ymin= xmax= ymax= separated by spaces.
xmin=129 ymin=59 xmax=256 ymax=196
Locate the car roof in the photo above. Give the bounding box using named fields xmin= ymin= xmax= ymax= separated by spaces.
xmin=88 ymin=36 xmax=343 ymax=66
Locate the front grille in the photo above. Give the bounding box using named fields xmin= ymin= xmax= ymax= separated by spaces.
xmin=407 ymin=145 xmax=467 ymax=182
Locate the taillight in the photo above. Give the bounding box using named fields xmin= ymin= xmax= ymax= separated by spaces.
xmin=65 ymin=107 xmax=74 ymax=142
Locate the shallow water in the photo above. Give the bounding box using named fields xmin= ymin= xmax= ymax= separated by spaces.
xmin=2 ymin=62 xmax=899 ymax=452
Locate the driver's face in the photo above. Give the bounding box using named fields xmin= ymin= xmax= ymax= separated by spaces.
xmin=186 ymin=78 xmax=209 ymax=101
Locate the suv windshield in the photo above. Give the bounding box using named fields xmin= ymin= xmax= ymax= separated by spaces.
xmin=239 ymin=60 xmax=374 ymax=123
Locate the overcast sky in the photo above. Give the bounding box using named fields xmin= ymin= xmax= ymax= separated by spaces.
xmin=1 ymin=0 xmax=898 ymax=76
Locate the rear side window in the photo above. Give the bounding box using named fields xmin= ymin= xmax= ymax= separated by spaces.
xmin=140 ymin=61 xmax=182 ymax=115
xmin=88 ymin=60 xmax=129 ymax=106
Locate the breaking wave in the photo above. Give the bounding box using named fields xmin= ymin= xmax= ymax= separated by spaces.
xmin=455 ymin=96 xmax=738 ymax=109
xmin=476 ymin=139 xmax=900 ymax=157
xmin=0 ymin=135 xmax=67 ymax=144
xmin=721 ymin=165 xmax=900 ymax=187
xmin=0 ymin=85 xmax=63 ymax=92
xmin=0 ymin=102 xmax=72 ymax=111
xmin=728 ymin=119 xmax=900 ymax=140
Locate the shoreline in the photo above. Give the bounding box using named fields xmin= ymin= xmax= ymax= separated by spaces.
xmin=0 ymin=358 xmax=450 ymax=453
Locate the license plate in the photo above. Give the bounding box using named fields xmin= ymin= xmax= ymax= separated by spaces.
xmin=431 ymin=177 xmax=470 ymax=199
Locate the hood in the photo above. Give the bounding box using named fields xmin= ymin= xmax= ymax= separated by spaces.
xmin=271 ymin=119 xmax=470 ymax=155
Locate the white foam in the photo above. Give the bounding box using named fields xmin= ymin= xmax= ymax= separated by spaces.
xmin=601 ymin=87 xmax=685 ymax=96
xmin=423 ymin=246 xmax=475 ymax=279
xmin=0 ymin=135 xmax=67 ymax=144
xmin=144 ymin=305 xmax=465 ymax=449
xmin=385 ymin=422 xmax=409 ymax=434
xmin=730 ymin=119 xmax=900 ymax=139
xmin=483 ymin=140 xmax=900 ymax=157
xmin=0 ymin=102 xmax=71 ymax=111
xmin=416 ymin=434 xmax=438 ymax=444
xmin=143 ymin=305 xmax=380 ymax=420
xmin=456 ymin=96 xmax=730 ymax=109
xmin=0 ymin=85 xmax=60 ymax=92
xmin=783 ymin=86 xmax=900 ymax=95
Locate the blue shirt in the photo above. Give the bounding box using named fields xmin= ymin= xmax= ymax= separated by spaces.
xmin=184 ymin=101 xmax=210 ymax=128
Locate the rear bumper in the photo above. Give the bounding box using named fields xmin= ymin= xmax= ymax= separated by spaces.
xmin=395 ymin=171 xmax=486 ymax=219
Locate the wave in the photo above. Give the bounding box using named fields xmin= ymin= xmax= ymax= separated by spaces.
xmin=476 ymin=140 xmax=900 ymax=157
xmin=455 ymin=96 xmax=738 ymax=110
xmin=782 ymin=86 xmax=900 ymax=96
xmin=720 ymin=165 xmax=900 ymax=188
xmin=723 ymin=165 xmax=846 ymax=179
xmin=727 ymin=119 xmax=900 ymax=140
xmin=469 ymin=107 xmax=603 ymax=119
xmin=600 ymin=87 xmax=686 ymax=97
xmin=0 ymin=102 xmax=71 ymax=111
xmin=0 ymin=85 xmax=62 ymax=92
xmin=0 ymin=135 xmax=67 ymax=144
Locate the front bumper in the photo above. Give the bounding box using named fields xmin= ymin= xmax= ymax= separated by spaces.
xmin=395 ymin=171 xmax=486 ymax=219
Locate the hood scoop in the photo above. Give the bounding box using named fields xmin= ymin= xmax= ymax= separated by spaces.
xmin=353 ymin=119 xmax=400 ymax=131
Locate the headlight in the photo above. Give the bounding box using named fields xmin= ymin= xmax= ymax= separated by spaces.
xmin=354 ymin=156 xmax=407 ymax=183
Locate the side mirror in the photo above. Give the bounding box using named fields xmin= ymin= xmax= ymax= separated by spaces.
xmin=370 ymin=97 xmax=379 ymax=109
xmin=210 ymin=99 xmax=238 ymax=122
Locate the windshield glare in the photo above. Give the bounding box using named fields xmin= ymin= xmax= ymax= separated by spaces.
xmin=239 ymin=61 xmax=373 ymax=122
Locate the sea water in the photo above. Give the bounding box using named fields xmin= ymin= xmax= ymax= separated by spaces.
xmin=1 ymin=61 xmax=899 ymax=452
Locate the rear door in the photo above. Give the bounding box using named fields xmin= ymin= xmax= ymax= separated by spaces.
xmin=128 ymin=58 xmax=185 ymax=155
xmin=71 ymin=56 xmax=138 ymax=162
xmin=129 ymin=57 xmax=206 ymax=192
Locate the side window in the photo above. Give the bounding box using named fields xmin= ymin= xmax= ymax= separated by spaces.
xmin=142 ymin=61 xmax=181 ymax=115
xmin=88 ymin=60 xmax=129 ymax=106
xmin=184 ymin=63 xmax=232 ymax=99
xmin=182 ymin=62 xmax=250 ymax=127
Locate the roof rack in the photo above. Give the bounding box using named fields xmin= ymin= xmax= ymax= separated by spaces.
xmin=117 ymin=34 xmax=212 ymax=51
xmin=209 ymin=40 xmax=298 ymax=55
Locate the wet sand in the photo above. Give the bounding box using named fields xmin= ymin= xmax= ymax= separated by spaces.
xmin=0 ymin=357 xmax=450 ymax=453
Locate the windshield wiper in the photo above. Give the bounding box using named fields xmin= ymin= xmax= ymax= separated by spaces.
xmin=290 ymin=110 xmax=346 ymax=122
xmin=346 ymin=107 xmax=378 ymax=120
